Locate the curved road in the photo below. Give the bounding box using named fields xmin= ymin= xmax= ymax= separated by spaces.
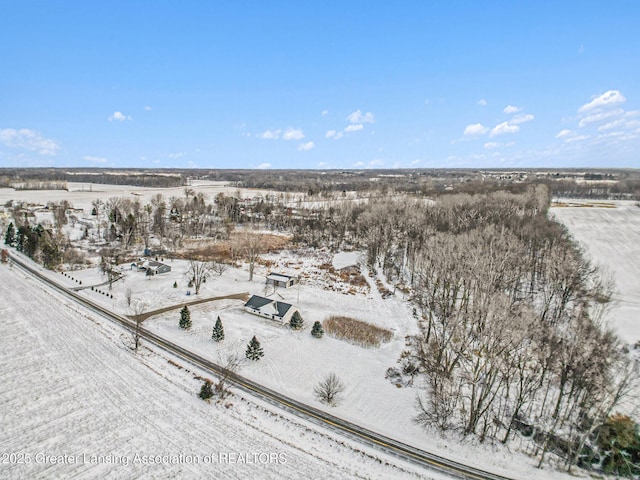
xmin=8 ymin=252 xmax=516 ymax=480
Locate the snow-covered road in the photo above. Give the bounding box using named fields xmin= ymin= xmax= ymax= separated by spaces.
xmin=0 ymin=265 xmax=428 ymax=479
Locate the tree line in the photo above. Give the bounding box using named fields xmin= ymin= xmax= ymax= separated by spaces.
xmin=282 ymin=184 xmax=639 ymax=473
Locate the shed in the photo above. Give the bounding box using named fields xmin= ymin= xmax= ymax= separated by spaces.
xmin=266 ymin=273 xmax=298 ymax=289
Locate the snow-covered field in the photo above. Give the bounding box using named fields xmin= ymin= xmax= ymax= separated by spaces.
xmin=0 ymin=180 xmax=275 ymax=212
xmin=551 ymin=200 xmax=640 ymax=345
xmin=0 ymin=263 xmax=435 ymax=480
xmin=3 ymin=185 xmax=622 ymax=479
xmin=7 ymin=248 xmax=572 ymax=480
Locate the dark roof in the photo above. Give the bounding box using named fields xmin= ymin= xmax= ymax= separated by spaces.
xmin=244 ymin=295 xmax=273 ymax=310
xmin=244 ymin=295 xmax=294 ymax=318
xmin=274 ymin=301 xmax=292 ymax=317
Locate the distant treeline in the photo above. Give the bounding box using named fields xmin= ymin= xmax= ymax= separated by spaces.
xmin=550 ymin=178 xmax=640 ymax=200
xmin=201 ymin=169 xmax=500 ymax=195
xmin=199 ymin=168 xmax=640 ymax=199
xmin=0 ymin=169 xmax=186 ymax=188
xmin=1 ymin=167 xmax=639 ymax=199
xmin=13 ymin=181 xmax=68 ymax=191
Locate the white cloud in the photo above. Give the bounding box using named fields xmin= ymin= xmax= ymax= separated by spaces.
xmin=564 ymin=134 xmax=589 ymax=143
xmin=490 ymin=122 xmax=520 ymax=137
xmin=353 ymin=161 xmax=365 ymax=168
xmin=298 ymin=141 xmax=315 ymax=151
xmin=578 ymin=90 xmax=626 ymax=113
xmin=344 ymin=124 xmax=364 ymax=133
xmin=144 ymin=105 xmax=153 ymax=111
xmin=598 ymin=117 xmax=640 ymax=132
xmin=555 ymin=129 xmax=589 ymax=143
xmin=0 ymin=128 xmax=60 ymax=155
xmin=347 ymin=110 xmax=375 ymax=124
xmin=108 ymin=111 xmax=132 ymax=122
xmin=325 ymin=129 xmax=343 ymax=140
xmin=504 ymin=105 xmax=521 ymax=114
xmin=477 ymin=99 xmax=488 ymax=106
xmin=578 ymin=108 xmax=623 ymax=127
xmin=484 ymin=141 xmax=515 ymax=149
xmin=463 ymin=123 xmax=489 ymax=136
xmin=321 ymin=110 xmax=328 ymax=116
xmin=168 ymin=152 xmax=187 ymax=159
xmin=257 ymin=163 xmax=271 ymax=169
xmin=282 ymin=127 xmax=305 ymax=141
xmin=556 ymin=129 xmax=575 ymax=138
xmin=367 ymin=159 xmax=384 ymax=168
xmin=258 ymin=129 xmax=281 ymax=140
xmin=83 ymin=155 xmax=108 ymax=164
xmin=510 ymin=113 xmax=535 ymax=125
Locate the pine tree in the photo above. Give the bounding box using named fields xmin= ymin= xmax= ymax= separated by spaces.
xmin=289 ymin=310 xmax=304 ymax=330
xmin=199 ymin=380 xmax=214 ymax=400
xmin=311 ymin=321 xmax=324 ymax=338
xmin=245 ymin=335 xmax=264 ymax=361
xmin=4 ymin=222 xmax=15 ymax=246
xmin=179 ymin=306 xmax=192 ymax=329
xmin=212 ymin=316 xmax=225 ymax=342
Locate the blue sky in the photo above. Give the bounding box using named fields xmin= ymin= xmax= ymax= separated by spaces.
xmin=1 ymin=1 xmax=639 ymax=169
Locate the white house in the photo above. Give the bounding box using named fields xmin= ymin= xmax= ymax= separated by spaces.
xmin=243 ymin=295 xmax=299 ymax=324
xmin=130 ymin=259 xmax=172 ymax=275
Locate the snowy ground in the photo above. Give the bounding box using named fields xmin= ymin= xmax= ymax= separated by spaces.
xmin=0 ymin=262 xmax=438 ymax=480
xmin=551 ymin=200 xmax=640 ymax=345
xmin=4 ymin=244 xmax=579 ymax=480
xmin=0 ymin=181 xmax=276 ymax=213
xmin=1 ymin=184 xmax=615 ymax=479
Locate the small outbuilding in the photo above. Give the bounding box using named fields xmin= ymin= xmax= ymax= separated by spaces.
xmin=266 ymin=273 xmax=298 ymax=289
xmin=244 ymin=295 xmax=299 ymax=324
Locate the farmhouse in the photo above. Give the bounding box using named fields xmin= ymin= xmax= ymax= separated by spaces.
xmin=130 ymin=259 xmax=172 ymax=275
xmin=266 ymin=273 xmax=298 ymax=289
xmin=243 ymin=295 xmax=299 ymax=324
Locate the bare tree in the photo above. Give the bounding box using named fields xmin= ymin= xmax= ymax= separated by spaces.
xmin=91 ymin=198 xmax=103 ymax=239
xmin=187 ymin=260 xmax=212 ymax=295
xmin=100 ymin=248 xmax=119 ymax=290
xmin=211 ymin=260 xmax=228 ymax=276
xmin=214 ymin=349 xmax=242 ymax=399
xmin=240 ymin=229 xmax=263 ymax=282
xmin=314 ymin=373 xmax=346 ymax=406
xmin=129 ymin=300 xmax=146 ymax=353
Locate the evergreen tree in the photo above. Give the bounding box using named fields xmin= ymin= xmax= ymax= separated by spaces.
xmin=311 ymin=321 xmax=324 ymax=338
xmin=212 ymin=316 xmax=225 ymax=342
xmin=598 ymin=414 xmax=640 ymax=477
xmin=4 ymin=222 xmax=15 ymax=246
xmin=289 ymin=310 xmax=304 ymax=330
xmin=199 ymin=380 xmax=214 ymax=400
xmin=245 ymin=335 xmax=264 ymax=361
xmin=179 ymin=306 xmax=192 ymax=329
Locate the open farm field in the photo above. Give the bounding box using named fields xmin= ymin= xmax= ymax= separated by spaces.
xmin=551 ymin=200 xmax=640 ymax=345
